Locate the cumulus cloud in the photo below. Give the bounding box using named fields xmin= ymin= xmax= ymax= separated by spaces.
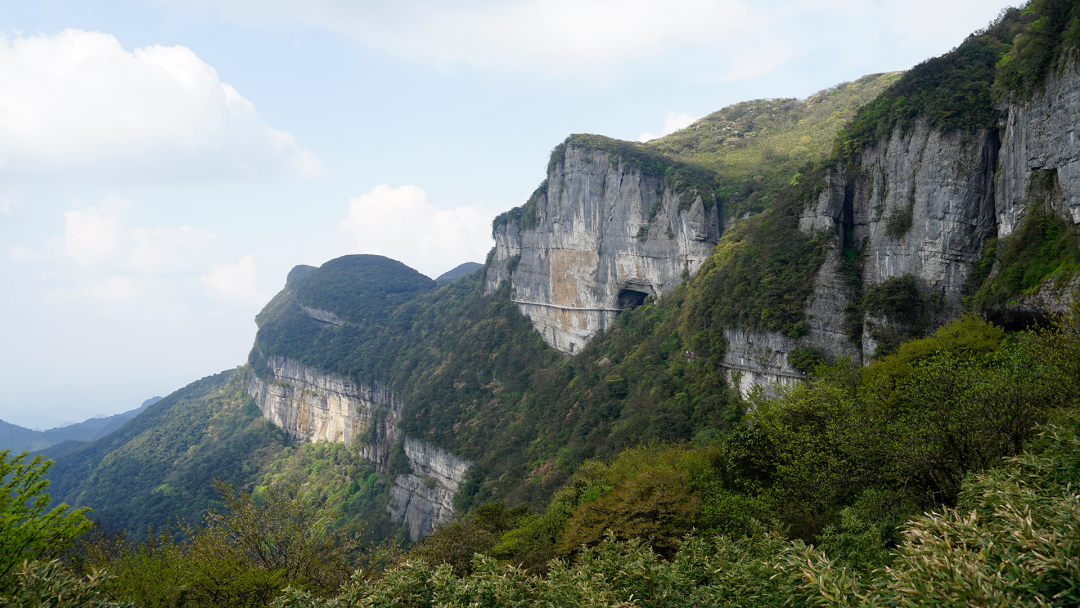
xmin=11 ymin=193 xmax=260 ymax=305
xmin=63 ymin=208 xmax=124 ymax=266
xmin=0 ymin=196 xmax=22 ymax=220
xmin=151 ymin=0 xmax=1007 ymax=81
xmin=154 ymin=0 xmax=755 ymax=75
xmin=201 ymin=254 xmax=259 ymax=301
xmin=60 ymin=203 xmax=223 ymax=274
xmin=638 ymin=111 xmax=698 ymax=143
xmin=338 ymin=184 xmax=494 ymax=278
xmin=0 ymin=29 xmax=320 ymax=181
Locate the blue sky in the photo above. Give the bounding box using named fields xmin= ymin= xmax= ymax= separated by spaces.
xmin=0 ymin=0 xmax=1013 ymax=428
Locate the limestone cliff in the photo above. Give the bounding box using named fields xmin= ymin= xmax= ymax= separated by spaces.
xmin=487 ymin=141 xmax=721 ymax=354
xmin=488 ymin=59 xmax=1080 ymax=396
xmin=724 ymin=64 xmax=1080 ymax=393
xmin=247 ymin=357 xmax=470 ymax=540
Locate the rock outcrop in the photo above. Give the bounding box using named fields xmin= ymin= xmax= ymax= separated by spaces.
xmin=487 ymin=143 xmax=722 ymax=354
xmin=491 ymin=66 xmax=1080 ymax=395
xmin=386 ymin=438 xmax=473 ymax=541
xmin=247 ymin=357 xmax=470 ymax=540
xmin=721 ymin=248 xmax=861 ymax=397
xmin=728 ymin=65 xmax=1080 ymax=392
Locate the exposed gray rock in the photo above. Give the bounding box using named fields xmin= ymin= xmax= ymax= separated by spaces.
xmin=487 ymin=144 xmax=721 ymax=354
xmin=997 ymin=61 xmax=1080 ymax=235
xmin=720 ymin=247 xmax=862 ymax=397
xmin=731 ymin=66 xmax=1080 ymax=392
xmin=301 ymin=306 xmax=345 ymax=327
xmin=851 ymin=120 xmax=998 ymax=311
xmin=247 ymin=357 xmax=469 ymax=539
xmin=386 ymin=438 xmax=472 ymax=541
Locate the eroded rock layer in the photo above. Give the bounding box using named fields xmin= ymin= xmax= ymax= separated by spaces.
xmin=487 ymin=144 xmax=721 ymax=354
xmin=727 ymin=65 xmax=1080 ymax=392
xmin=247 ymin=357 xmax=470 ymax=540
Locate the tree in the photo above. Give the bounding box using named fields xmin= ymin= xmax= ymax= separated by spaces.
xmin=0 ymin=450 xmax=91 ymax=595
xmin=181 ymin=479 xmax=364 ymax=599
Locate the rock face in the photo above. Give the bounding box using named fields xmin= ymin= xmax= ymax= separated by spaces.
xmin=997 ymin=65 xmax=1080 ymax=234
xmin=247 ymin=357 xmax=470 ymax=540
xmin=386 ymin=438 xmax=473 ymax=541
xmin=487 ymin=144 xmax=722 ymax=354
xmin=728 ymin=65 xmax=1080 ymax=393
xmin=721 ymin=248 xmax=862 ymax=397
xmin=490 ymin=68 xmax=1080 ymax=395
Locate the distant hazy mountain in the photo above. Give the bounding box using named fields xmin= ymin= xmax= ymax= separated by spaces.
xmin=0 ymin=396 xmax=161 ymax=454
xmin=435 ymin=262 xmax=482 ymax=283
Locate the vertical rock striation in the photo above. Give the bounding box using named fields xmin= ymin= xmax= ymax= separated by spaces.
xmin=247 ymin=357 xmax=470 ymax=539
xmin=732 ymin=66 xmax=1080 ymax=391
xmin=487 ymin=143 xmax=721 ymax=354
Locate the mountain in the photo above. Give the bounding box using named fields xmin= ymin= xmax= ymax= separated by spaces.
xmin=1 ymin=396 xmax=161 ymax=454
xmin=436 ymin=262 xmax=483 ymax=283
xmin=44 ymin=1 xmax=1080 ymax=551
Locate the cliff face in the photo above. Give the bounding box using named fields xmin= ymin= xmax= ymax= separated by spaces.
xmin=997 ymin=64 xmax=1080 ymax=234
xmin=247 ymin=357 xmax=470 ymax=540
xmin=487 ymin=144 xmax=721 ymax=354
xmin=726 ymin=66 xmax=1080 ymax=393
xmin=489 ymin=66 xmax=1080 ymax=396
xmin=720 ymin=248 xmax=860 ymax=396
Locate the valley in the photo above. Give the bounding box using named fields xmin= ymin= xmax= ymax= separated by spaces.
xmin=7 ymin=1 xmax=1080 ymax=605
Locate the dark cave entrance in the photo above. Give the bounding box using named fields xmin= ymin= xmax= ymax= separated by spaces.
xmin=617 ymin=288 xmax=650 ymax=309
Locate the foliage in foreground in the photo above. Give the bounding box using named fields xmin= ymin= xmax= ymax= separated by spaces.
xmin=0 ymin=450 xmax=91 ymax=594
xmin=266 ymin=421 xmax=1080 ymax=608
xmin=70 ymin=480 xmax=393 ymax=608
xmin=0 ymin=559 xmax=125 ymax=608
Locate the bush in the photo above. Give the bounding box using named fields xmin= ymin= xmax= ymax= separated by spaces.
xmin=0 ymin=450 xmax=91 ymax=594
xmin=0 ymin=559 xmax=125 ymax=608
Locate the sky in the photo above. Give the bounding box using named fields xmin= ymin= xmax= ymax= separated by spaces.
xmin=1 ymin=0 xmax=1015 ymax=429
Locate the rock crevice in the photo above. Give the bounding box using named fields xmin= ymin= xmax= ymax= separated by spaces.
xmin=487 ymin=144 xmax=721 ymax=354
xmin=247 ymin=357 xmax=470 ymax=540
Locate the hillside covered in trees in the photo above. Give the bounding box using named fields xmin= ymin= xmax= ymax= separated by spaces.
xmin=8 ymin=0 xmax=1080 ymax=605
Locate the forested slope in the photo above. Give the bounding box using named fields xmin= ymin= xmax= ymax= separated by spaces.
xmin=27 ymin=3 xmax=1080 ymax=606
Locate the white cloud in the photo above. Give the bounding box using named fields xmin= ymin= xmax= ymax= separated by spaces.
xmin=150 ymin=0 xmax=1009 ymax=82
xmin=201 ymin=254 xmax=260 ymax=301
xmin=64 ymin=207 xmax=124 ymax=266
xmin=154 ymin=0 xmax=755 ymax=76
xmin=338 ymin=184 xmax=494 ymax=278
xmin=82 ymin=277 xmax=136 ymax=301
xmin=0 ymin=195 xmax=22 ymax=220
xmin=124 ymin=226 xmax=222 ymax=274
xmin=638 ymin=110 xmax=699 ymax=143
xmin=12 ymin=193 xmax=249 ymax=304
xmin=61 ymin=202 xmax=223 ymax=275
xmin=0 ymin=29 xmax=320 ymax=181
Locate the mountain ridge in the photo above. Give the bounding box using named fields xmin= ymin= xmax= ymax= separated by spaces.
xmin=1 ymin=396 xmax=161 ymax=454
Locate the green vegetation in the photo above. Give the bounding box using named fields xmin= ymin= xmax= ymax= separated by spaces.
xmin=44 ymin=370 xmax=292 ymax=543
xmin=837 ymin=0 xmax=1080 ymax=165
xmin=0 ymin=559 xmax=122 ymax=608
xmin=63 ymin=480 xmax=399 ymax=608
xmin=250 ymin=256 xmax=744 ymax=513
xmin=42 ymin=369 xmax=406 ymax=549
xmin=493 ymin=75 xmax=897 ymax=234
xmin=861 ymin=274 xmax=944 ymax=356
xmin=683 ymin=162 xmax=833 ymax=338
xmin=22 ymin=4 xmax=1080 ymax=605
xmin=0 ymin=451 xmax=91 ymax=594
xmin=491 ymin=180 xmax=547 ymax=235
xmin=968 ymin=201 xmax=1080 ymax=309
xmin=649 ymin=73 xmax=898 ymax=217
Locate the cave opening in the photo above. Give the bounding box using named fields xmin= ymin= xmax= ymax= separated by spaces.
xmin=617 ymin=288 xmax=649 ymax=309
